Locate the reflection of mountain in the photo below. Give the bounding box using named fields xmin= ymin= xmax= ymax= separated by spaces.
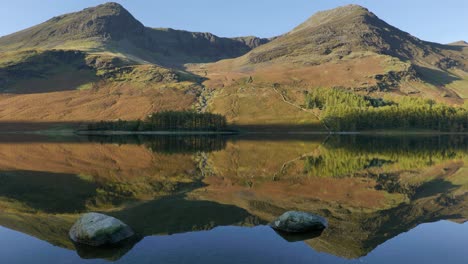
xmin=0 ymin=135 xmax=466 ymax=260
xmin=111 ymin=195 xmax=263 ymax=236
xmin=0 ymin=170 xmax=97 ymax=213
xmin=189 ymin=136 xmax=468 ymax=258
xmin=0 ymin=141 xmax=202 ymax=209
xmin=0 ymin=212 xmax=76 ymax=249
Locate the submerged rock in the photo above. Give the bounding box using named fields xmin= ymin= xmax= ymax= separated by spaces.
xmin=270 ymin=211 xmax=327 ymax=233
xmin=69 ymin=213 xmax=134 ymax=247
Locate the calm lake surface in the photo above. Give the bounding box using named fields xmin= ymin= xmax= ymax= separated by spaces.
xmin=0 ymin=134 xmax=466 ymax=264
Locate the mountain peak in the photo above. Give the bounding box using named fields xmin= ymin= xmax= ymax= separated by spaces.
xmin=329 ymin=4 xmax=370 ymax=13
xmin=0 ymin=2 xmax=145 ymax=50
xmin=291 ymin=4 xmax=372 ymax=34
xmin=449 ymin=40 xmax=468 ymax=46
xmin=99 ymin=2 xmax=124 ymax=8
xmin=50 ymin=2 xmax=131 ymax=23
xmin=84 ymin=2 xmax=127 ymax=14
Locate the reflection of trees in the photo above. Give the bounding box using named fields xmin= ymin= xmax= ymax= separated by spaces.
xmin=298 ymin=135 xmax=467 ymax=178
xmin=326 ymin=135 xmax=467 ymax=155
xmin=86 ymin=135 xmax=228 ymax=154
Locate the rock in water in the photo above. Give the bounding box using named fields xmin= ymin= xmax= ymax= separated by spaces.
xmin=270 ymin=211 xmax=327 ymax=233
xmin=69 ymin=213 xmax=134 ymax=246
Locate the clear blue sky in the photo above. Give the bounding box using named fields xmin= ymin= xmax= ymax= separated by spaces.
xmin=0 ymin=0 xmax=466 ymax=44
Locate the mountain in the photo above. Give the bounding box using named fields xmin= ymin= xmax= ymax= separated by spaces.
xmin=201 ymin=4 xmax=466 ymax=76
xmin=0 ymin=3 xmax=466 ymax=129
xmin=244 ymin=5 xmax=465 ymax=65
xmin=195 ymin=5 xmax=467 ymax=126
xmin=207 ymin=4 xmax=467 ymax=75
xmin=0 ymin=2 xmax=269 ymax=66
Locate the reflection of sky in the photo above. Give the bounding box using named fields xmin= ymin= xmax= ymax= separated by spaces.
xmin=0 ymin=221 xmax=466 ymax=264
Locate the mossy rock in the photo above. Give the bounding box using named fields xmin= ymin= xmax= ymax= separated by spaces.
xmin=69 ymin=213 xmax=134 ymax=247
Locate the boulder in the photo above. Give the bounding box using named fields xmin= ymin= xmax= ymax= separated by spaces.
xmin=69 ymin=213 xmax=134 ymax=247
xmin=270 ymin=211 xmax=327 ymax=233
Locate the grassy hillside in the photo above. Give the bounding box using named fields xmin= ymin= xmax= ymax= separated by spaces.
xmin=0 ymin=48 xmax=203 ymax=123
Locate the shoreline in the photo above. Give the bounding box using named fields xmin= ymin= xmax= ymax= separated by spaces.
xmin=74 ymin=130 xmax=240 ymax=136
xmin=0 ymin=130 xmax=467 ymax=136
xmin=73 ymin=130 xmax=468 ymax=136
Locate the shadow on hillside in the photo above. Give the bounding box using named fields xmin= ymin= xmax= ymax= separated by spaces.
xmin=0 ymin=50 xmax=99 ymax=94
xmin=414 ymin=65 xmax=462 ymax=86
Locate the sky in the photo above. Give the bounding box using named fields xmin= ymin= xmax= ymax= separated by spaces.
xmin=0 ymin=0 xmax=466 ymax=44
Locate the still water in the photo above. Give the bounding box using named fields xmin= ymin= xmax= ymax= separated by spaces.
xmin=0 ymin=134 xmax=466 ymax=263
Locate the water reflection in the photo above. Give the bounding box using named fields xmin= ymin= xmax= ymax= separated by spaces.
xmin=86 ymin=135 xmax=229 ymax=154
xmin=0 ymin=134 xmax=466 ymax=262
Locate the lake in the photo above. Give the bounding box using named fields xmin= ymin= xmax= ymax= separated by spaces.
xmin=0 ymin=134 xmax=466 ymax=264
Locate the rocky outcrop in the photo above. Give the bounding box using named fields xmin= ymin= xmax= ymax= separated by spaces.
xmin=231 ymin=36 xmax=270 ymax=49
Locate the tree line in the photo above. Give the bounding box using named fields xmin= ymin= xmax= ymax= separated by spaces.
xmin=87 ymin=111 xmax=228 ymax=131
xmin=304 ymin=88 xmax=468 ymax=132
